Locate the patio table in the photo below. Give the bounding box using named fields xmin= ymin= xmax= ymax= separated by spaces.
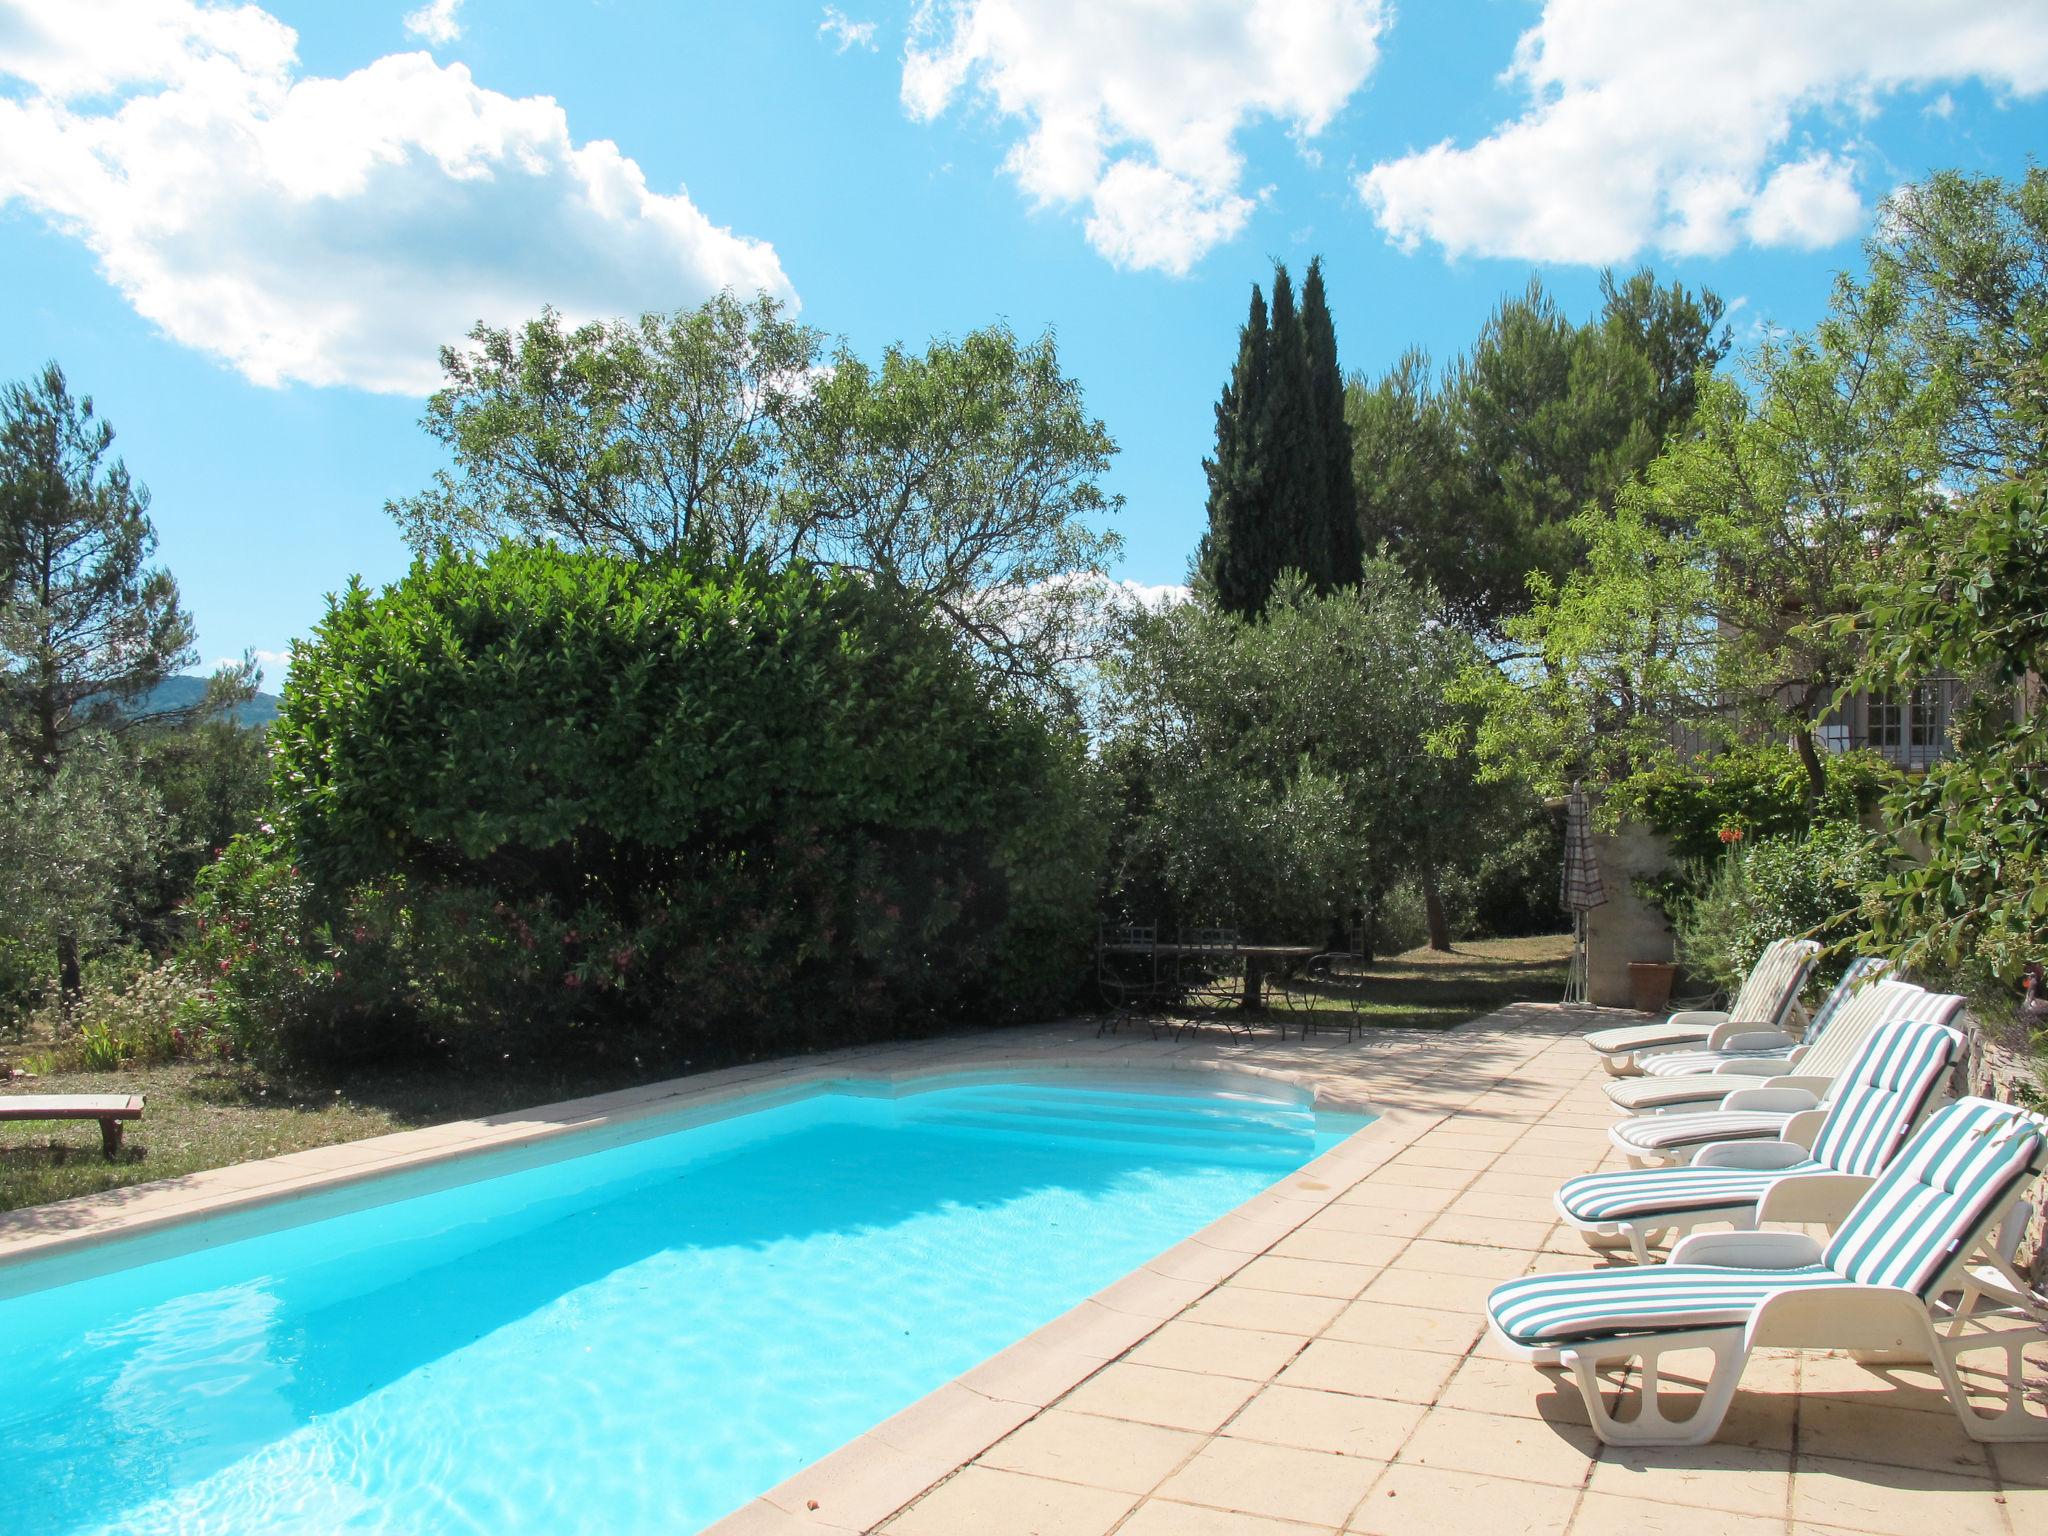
xmin=1098 ymin=941 xmax=1319 ymax=1010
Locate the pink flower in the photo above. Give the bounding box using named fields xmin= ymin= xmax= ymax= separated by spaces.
xmin=563 ymin=972 xmax=582 ymax=989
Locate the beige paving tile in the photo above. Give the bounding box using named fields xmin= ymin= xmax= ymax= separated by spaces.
xmin=1393 ymin=1405 xmax=1600 ymax=1488
xmin=1436 ymin=1356 xmax=1595 ymax=1425
xmin=1157 ymin=1437 xmax=1384 ymax=1528
xmin=1336 ymin=1182 xmax=1457 ymax=1214
xmin=1307 ymin=1203 xmax=1436 ymax=1239
xmin=1187 ymin=1285 xmax=1348 ymax=1336
xmin=1345 ymin=1462 xmax=1577 ymax=1535
xmin=1390 ymin=1238 xmax=1534 ymax=1279
xmin=1589 ymin=1444 xmax=1793 ymax=1520
xmin=1788 ymin=1455 xmax=2011 ymax=1536
xmin=1388 ymin=1144 xmax=1497 ymax=1171
xmin=1324 ymin=1298 xmax=1484 ymax=1356
xmin=1795 ymin=1395 xmax=1988 ymax=1474
xmin=1229 ymin=1255 xmax=1382 ymax=1300
xmin=1990 ymin=1437 xmax=2048 ymax=1487
xmin=1272 ymin=1228 xmax=1408 ymax=1268
xmin=1058 ymin=1363 xmax=1261 ymax=1434
xmin=1444 ymin=1190 xmax=1562 ymax=1224
xmin=1359 ymin=1267 xmax=1499 ymax=1313
xmin=1116 ymin=1500 xmax=1336 ymax=1536
xmin=1129 ymin=1320 xmax=1307 ymax=1381
xmin=1366 ymin=1163 xmax=1474 ymax=1190
xmin=881 ymin=1466 xmax=1137 ymax=1536
xmin=1225 ymin=1384 xmax=1426 ymax=1460
xmin=1275 ymin=1339 xmax=1461 ymax=1404
xmin=1421 ymin=1212 xmax=1558 ymax=1250
xmin=978 ymin=1409 xmax=1202 ymax=1495
xmin=1569 ymin=1491 xmax=1788 ymax=1536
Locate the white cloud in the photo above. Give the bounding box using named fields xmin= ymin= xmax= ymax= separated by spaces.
xmin=1357 ymin=0 xmax=2048 ymax=264
xmin=0 ymin=1 xmax=792 ymax=394
xmin=403 ymin=0 xmax=463 ymax=48
xmin=902 ymin=0 xmax=1387 ymax=275
xmin=818 ymin=6 xmax=877 ymax=53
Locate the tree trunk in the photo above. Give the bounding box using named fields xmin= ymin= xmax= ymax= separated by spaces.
xmin=1420 ymin=862 xmax=1452 ymax=952
xmin=57 ymin=931 xmax=81 ymax=1007
xmin=1791 ymin=724 xmax=1829 ymax=803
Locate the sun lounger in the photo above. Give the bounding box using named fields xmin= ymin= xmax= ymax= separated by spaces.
xmin=0 ymin=1093 xmax=144 ymax=1158
xmin=1584 ymin=938 xmax=1818 ymax=1075
xmin=1604 ymin=968 xmax=1916 ymax=1115
xmin=1607 ymin=989 xmax=1966 ymax=1165
xmin=1559 ymin=1014 xmax=1963 ymax=1260
xmin=1488 ymin=1096 xmax=2048 ymax=1445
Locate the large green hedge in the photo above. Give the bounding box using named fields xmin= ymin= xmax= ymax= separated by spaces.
xmin=219 ymin=545 xmax=1102 ymax=1069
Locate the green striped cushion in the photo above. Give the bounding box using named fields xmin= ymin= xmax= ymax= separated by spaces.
xmin=1825 ymin=1097 xmax=2047 ymax=1294
xmin=1488 ymin=1263 xmax=1843 ymax=1346
xmin=1559 ymin=1161 xmax=1825 ymax=1222
xmin=1612 ymin=1109 xmax=1794 ymax=1156
xmin=1727 ymin=938 xmax=1821 ymax=1030
xmin=1637 ymin=957 xmax=1892 ymax=1079
xmin=1805 ymin=1017 xmax=1962 ymax=1176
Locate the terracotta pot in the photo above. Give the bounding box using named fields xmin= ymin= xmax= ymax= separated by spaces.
xmin=1627 ymin=960 xmax=1678 ymax=1014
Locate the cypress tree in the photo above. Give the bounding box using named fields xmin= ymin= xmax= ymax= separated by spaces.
xmin=1258 ymin=264 xmax=1326 ymax=596
xmin=1198 ymin=284 xmax=1275 ymax=616
xmin=1301 ymin=258 xmax=1362 ymax=588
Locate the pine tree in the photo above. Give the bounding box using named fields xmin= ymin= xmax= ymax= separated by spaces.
xmin=0 ymin=363 xmax=198 ymax=996
xmin=1198 ymin=284 xmax=1275 ymax=616
xmin=1301 ymin=258 xmax=1362 ymax=588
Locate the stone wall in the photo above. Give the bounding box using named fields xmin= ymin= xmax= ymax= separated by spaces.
xmin=1585 ymin=821 xmax=1676 ymax=1008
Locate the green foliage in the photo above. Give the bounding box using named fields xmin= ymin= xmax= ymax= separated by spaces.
xmin=1198 ymin=260 xmax=1360 ymax=616
xmin=1606 ymin=745 xmax=1900 ymax=863
xmin=1351 ymin=269 xmax=1727 ymax=634
xmin=389 ymin=295 xmax=1122 ymax=703
xmin=0 ymin=732 xmax=173 ymax=998
xmin=0 ymin=363 xmax=202 ymax=769
xmin=1099 ymin=566 xmax=1534 ymax=945
xmin=1853 ymin=479 xmax=2048 ymax=981
xmin=1674 ymin=825 xmax=1891 ymax=996
xmin=246 ymin=545 xmax=1102 ymax=1070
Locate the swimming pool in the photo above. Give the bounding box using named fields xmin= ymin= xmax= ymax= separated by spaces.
xmin=0 ymin=1072 xmax=1362 ymax=1535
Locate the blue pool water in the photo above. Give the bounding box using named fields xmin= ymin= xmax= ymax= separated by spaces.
xmin=0 ymin=1075 xmax=1357 ymax=1535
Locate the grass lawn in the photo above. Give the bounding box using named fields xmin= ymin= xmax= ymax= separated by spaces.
xmin=0 ymin=931 xmax=1573 ymax=1216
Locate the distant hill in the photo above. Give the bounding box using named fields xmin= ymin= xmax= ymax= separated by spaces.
xmin=126 ymin=674 xmax=280 ymax=728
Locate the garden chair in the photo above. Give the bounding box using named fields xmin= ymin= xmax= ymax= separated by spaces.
xmin=1486 ymin=1096 xmax=2048 ymax=1446
xmin=1558 ymin=1014 xmax=1964 ymax=1262
xmin=1095 ymin=924 xmax=1163 ymax=1033
xmin=1607 ymin=988 xmax=1967 ymax=1166
xmin=1583 ymin=937 xmax=1819 ymax=1075
xmin=1604 ymin=963 xmax=1909 ymax=1115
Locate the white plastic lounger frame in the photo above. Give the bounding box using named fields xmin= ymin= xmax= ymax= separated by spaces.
xmin=1559 ymin=1015 xmax=1963 ymax=1261
xmin=1603 ymin=976 xmax=1927 ymax=1119
xmin=1487 ymin=1097 xmax=2048 ymax=1446
xmin=1584 ymin=938 xmax=1819 ymax=1076
xmin=1607 ymin=988 xmax=1966 ymax=1166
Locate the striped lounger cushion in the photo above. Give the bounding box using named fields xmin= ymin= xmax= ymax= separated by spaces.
xmin=1490 ymin=1263 xmax=1845 ymax=1345
xmin=1605 ymin=1075 xmax=1761 ymax=1113
xmin=1612 ymin=1110 xmax=1794 ymax=1156
xmin=1558 ymin=1161 xmax=1824 ymax=1222
xmin=1494 ymin=1098 xmax=2046 ymax=1348
xmin=1571 ymin=1016 xmax=1962 ymax=1224
xmin=1634 ymin=958 xmax=1894 ymax=1080
xmin=1583 ymin=938 xmax=1817 ymax=1058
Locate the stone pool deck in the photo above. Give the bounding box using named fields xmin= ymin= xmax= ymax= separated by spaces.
xmin=717 ymin=1001 xmax=2046 ymax=1536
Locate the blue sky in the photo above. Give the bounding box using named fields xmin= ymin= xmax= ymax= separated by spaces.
xmin=2 ymin=1 xmax=2044 ymax=680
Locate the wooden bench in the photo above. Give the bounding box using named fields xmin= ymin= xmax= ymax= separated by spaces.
xmin=0 ymin=1094 xmax=145 ymax=1158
